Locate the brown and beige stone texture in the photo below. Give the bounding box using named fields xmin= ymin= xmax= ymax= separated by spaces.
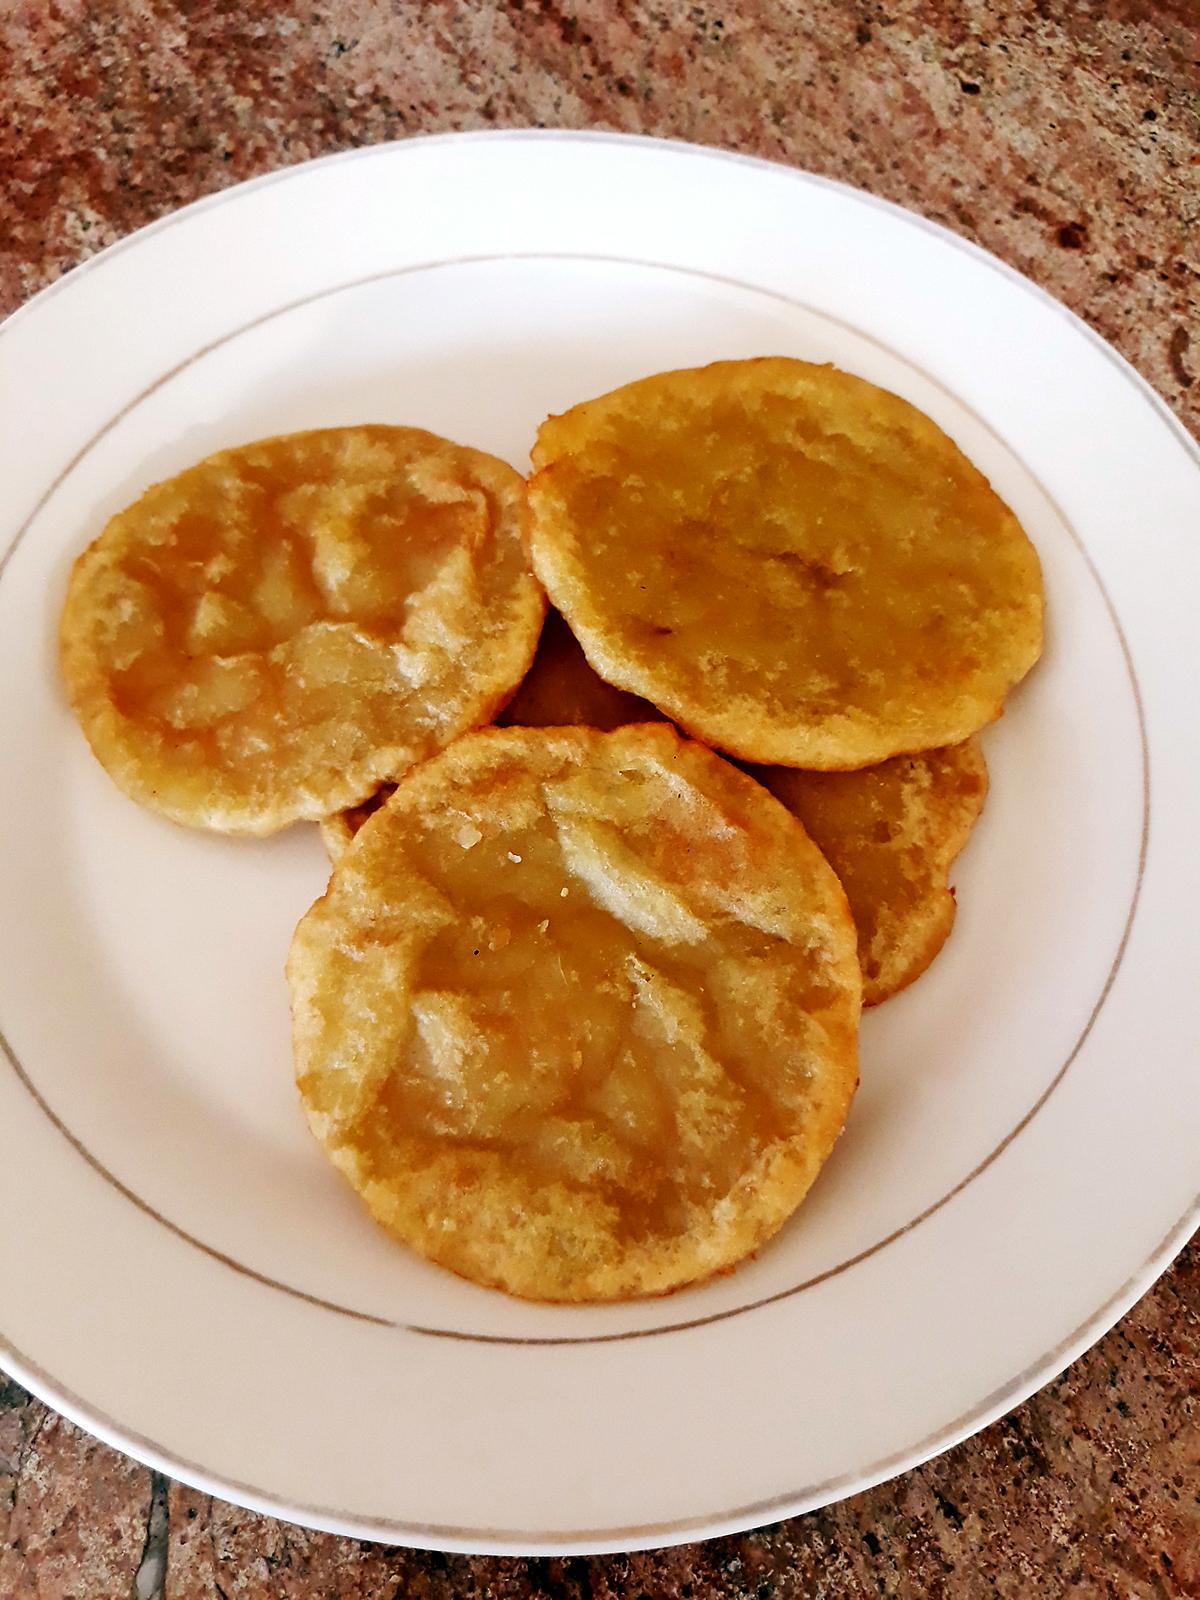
xmin=1 ymin=2 xmax=1197 ymax=1595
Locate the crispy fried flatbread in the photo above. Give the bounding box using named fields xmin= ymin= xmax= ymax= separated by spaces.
xmin=756 ymin=740 xmax=988 ymax=1005
xmin=60 ymin=426 xmax=544 ymax=834
xmin=291 ymin=723 xmax=861 ymax=1303
xmin=528 ymin=358 xmax=1043 ymax=768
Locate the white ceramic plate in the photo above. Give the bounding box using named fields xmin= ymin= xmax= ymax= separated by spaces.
xmin=0 ymin=132 xmax=1197 ymax=1555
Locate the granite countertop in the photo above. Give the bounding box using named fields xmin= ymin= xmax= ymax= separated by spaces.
xmin=1 ymin=3 xmax=1197 ymax=1595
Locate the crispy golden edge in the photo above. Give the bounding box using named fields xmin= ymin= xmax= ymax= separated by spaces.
xmin=328 ymin=1133 xmax=844 ymax=1305
xmin=758 ymin=738 xmax=989 ymax=1005
xmin=59 ymin=427 xmax=547 ymax=835
xmin=527 ymin=358 xmax=1044 ymax=769
xmin=290 ymin=723 xmax=862 ymax=1302
xmin=862 ymin=740 xmax=988 ymax=1004
xmin=318 ymin=813 xmax=356 ymax=859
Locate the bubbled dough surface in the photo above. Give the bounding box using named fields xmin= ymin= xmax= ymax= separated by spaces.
xmin=758 ymin=739 xmax=988 ymax=1006
xmin=527 ymin=358 xmax=1044 ymax=769
xmin=291 ymin=724 xmax=862 ymax=1303
xmin=60 ymin=426 xmax=545 ymax=834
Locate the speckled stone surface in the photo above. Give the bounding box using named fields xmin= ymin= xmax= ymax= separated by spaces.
xmin=1 ymin=3 xmax=1197 ymax=1596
